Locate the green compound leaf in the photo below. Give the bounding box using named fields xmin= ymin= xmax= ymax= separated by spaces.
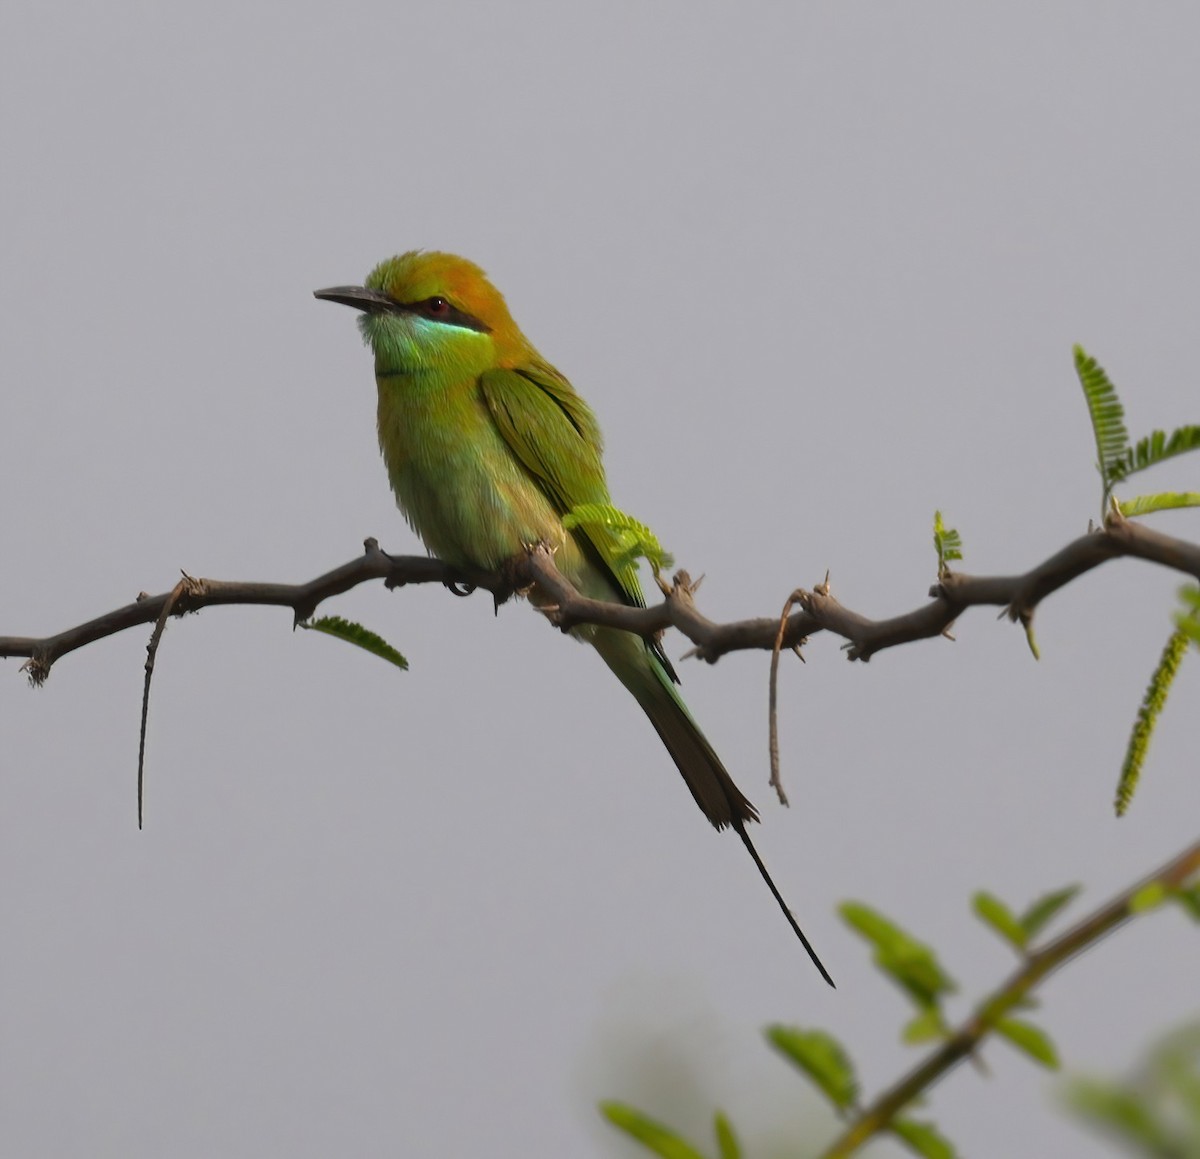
xmin=1110 ymin=425 xmax=1200 ymax=483
xmin=1175 ymin=585 xmax=1200 ymax=647
xmin=994 ymin=1017 xmax=1061 ymax=1070
xmin=1119 ymin=491 xmax=1200 ymax=517
xmin=300 ymin=616 xmax=408 ymax=671
xmin=891 ymin=1116 xmax=959 ymax=1159
xmin=839 ymin=902 xmax=957 ymax=1010
xmin=1019 ymin=885 xmax=1081 ymax=941
xmin=972 ymin=891 xmax=1027 ymax=951
xmin=599 ymin=1103 xmax=707 ymax=1159
xmin=1074 ymin=344 xmax=1130 ymax=512
xmin=1116 ymin=626 xmax=1191 ymax=816
xmin=932 ymin=510 xmax=964 ymax=575
xmin=766 ymin=1026 xmax=859 ymax=1111
xmin=564 ymin=503 xmax=675 ymax=573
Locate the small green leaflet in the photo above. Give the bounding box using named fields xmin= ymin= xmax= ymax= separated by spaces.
xmin=563 ymin=503 xmax=675 ymax=573
xmin=932 ymin=510 xmax=963 ymax=576
xmin=902 ymin=1008 xmax=948 ymax=1045
xmin=1174 ymin=885 xmax=1200 ymax=921
xmin=994 ymin=1018 xmax=1060 ymax=1070
xmin=1129 ymin=882 xmax=1168 ymax=914
xmin=839 ymin=902 xmax=957 ymax=1011
xmin=598 ymin=1103 xmax=707 ymax=1159
xmin=972 ymin=891 xmax=1027 ymax=951
xmin=300 ymin=616 xmax=408 ymax=671
xmin=973 ymin=885 xmax=1080 ymax=956
xmin=713 ymin=1112 xmax=740 ymax=1159
xmin=890 ymin=1116 xmax=959 ymax=1159
xmin=766 ymin=1026 xmax=859 ymax=1110
xmin=1019 ymin=884 xmax=1081 ymax=941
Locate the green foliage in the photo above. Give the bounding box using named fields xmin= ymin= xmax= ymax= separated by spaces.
xmin=932 ymin=510 xmax=963 ymax=577
xmin=1019 ymin=884 xmax=1082 ymax=941
xmin=299 ymin=615 xmax=408 ymax=671
xmin=1129 ymin=882 xmax=1169 ymax=914
xmin=599 ymin=1103 xmax=708 ymax=1159
xmin=971 ymin=891 xmax=1027 ymax=950
xmin=926 ymin=511 xmax=964 ymax=578
xmin=1110 ymin=425 xmax=1200 ymax=483
xmin=1074 ymin=344 xmax=1131 ymax=512
xmin=891 ymin=1116 xmax=959 ymax=1159
xmin=1116 ymin=625 xmax=1190 ymax=816
xmin=839 ymin=902 xmax=957 ymax=1017
xmin=901 ymin=1007 xmax=947 ymax=1046
xmin=1074 ymin=345 xmax=1200 ymax=516
xmin=994 ymin=1018 xmax=1060 ymax=1070
xmin=1176 ymin=585 xmax=1200 ymax=647
xmin=1063 ymin=1024 xmax=1200 ymax=1157
xmin=563 ymin=502 xmax=675 ymax=573
xmin=1071 ymin=353 xmax=1199 ymax=815
xmin=713 ymin=1113 xmax=740 ymax=1159
xmin=1118 ymin=491 xmax=1200 ymax=517
xmin=767 ymin=1026 xmax=859 ymax=1111
xmin=602 ymin=348 xmax=1199 ymax=1159
xmin=1175 ymin=885 xmax=1200 ymax=922
xmin=602 ymin=870 xmax=1195 ymax=1157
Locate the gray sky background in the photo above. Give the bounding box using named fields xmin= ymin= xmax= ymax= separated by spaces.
xmin=3 ymin=5 xmax=1198 ymax=1156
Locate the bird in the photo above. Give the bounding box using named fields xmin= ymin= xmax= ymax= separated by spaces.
xmin=315 ymin=251 xmax=832 ymax=985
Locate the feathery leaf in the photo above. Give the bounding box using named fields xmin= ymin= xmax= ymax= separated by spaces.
xmin=1115 ymin=626 xmax=1190 ymax=816
xmin=300 ymin=616 xmax=408 ymax=671
xmin=932 ymin=510 xmax=964 ymax=576
xmin=1110 ymin=425 xmax=1200 ymax=482
xmin=1118 ymin=491 xmax=1200 ymax=517
xmin=1074 ymin=345 xmax=1130 ymax=513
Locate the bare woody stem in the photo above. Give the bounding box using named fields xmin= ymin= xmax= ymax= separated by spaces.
xmin=2 ymin=512 xmax=1198 ymax=684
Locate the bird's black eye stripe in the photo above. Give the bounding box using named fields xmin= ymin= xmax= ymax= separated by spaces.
xmin=405 ymin=296 xmax=491 ymax=333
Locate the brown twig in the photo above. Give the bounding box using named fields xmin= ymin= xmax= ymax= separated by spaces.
xmin=768 ymin=586 xmax=815 ymax=808
xmin=3 ymin=516 xmax=1197 ymax=685
xmin=3 ymin=539 xmax=501 ymax=683
xmin=138 ymin=575 xmax=195 ymax=829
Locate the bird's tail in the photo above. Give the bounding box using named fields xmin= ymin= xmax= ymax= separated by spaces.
xmin=593 ymin=629 xmax=834 ymax=986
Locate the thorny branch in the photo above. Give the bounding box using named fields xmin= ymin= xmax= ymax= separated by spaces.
xmin=3 ymin=511 xmax=1198 ymax=683
xmin=3 ymin=511 xmax=1195 ymax=822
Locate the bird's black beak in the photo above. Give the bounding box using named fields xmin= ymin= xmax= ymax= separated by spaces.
xmin=313 ymin=285 xmax=393 ymax=312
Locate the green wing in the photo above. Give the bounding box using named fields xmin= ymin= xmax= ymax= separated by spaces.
xmin=478 ymin=360 xmax=646 ymax=612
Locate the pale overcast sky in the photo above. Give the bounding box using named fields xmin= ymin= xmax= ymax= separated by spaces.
xmin=3 ymin=5 xmax=1198 ymax=1157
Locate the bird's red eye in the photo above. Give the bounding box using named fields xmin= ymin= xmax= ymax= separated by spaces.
xmin=426 ymin=296 xmax=450 ymax=316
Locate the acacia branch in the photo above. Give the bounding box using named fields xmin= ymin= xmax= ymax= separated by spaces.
xmin=820 ymin=835 xmax=1200 ymax=1157
xmin=2 ymin=512 xmax=1197 ymax=687
xmin=0 ymin=539 xmax=503 ymax=685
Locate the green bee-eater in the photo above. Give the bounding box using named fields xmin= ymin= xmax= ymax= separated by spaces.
xmin=316 ymin=252 xmax=831 ymax=985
